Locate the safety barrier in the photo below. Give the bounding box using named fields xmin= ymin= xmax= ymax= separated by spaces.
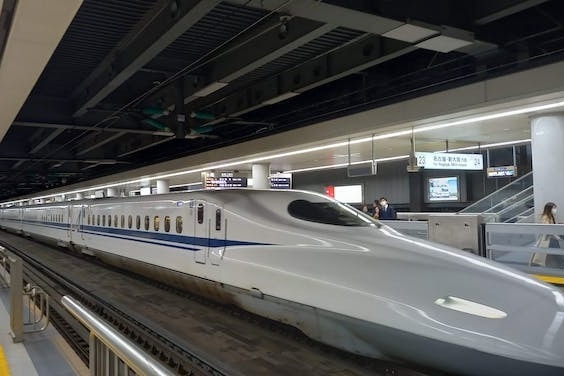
xmin=0 ymin=246 xmax=49 ymax=342
xmin=61 ymin=295 xmax=175 ymax=376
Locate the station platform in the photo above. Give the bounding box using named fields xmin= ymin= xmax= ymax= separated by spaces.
xmin=0 ymin=285 xmax=88 ymax=376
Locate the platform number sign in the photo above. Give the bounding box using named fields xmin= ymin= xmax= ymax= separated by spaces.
xmin=417 ymin=154 xmax=426 ymax=167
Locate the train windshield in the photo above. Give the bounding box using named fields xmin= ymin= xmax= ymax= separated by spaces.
xmin=288 ymin=199 xmax=375 ymax=226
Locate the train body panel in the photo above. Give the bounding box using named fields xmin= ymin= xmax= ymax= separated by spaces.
xmin=1 ymin=189 xmax=563 ymax=375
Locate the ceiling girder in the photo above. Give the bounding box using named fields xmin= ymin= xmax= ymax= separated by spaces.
xmin=473 ymin=0 xmax=551 ymax=25
xmin=12 ymin=121 xmax=175 ymax=137
xmin=116 ymin=136 xmax=175 ymax=158
xmin=226 ymin=0 xmax=403 ymax=35
xmin=29 ymin=128 xmax=66 ymax=154
xmin=145 ymin=17 xmax=336 ymax=113
xmin=202 ymin=35 xmax=415 ymax=118
xmin=76 ymin=131 xmax=128 ymax=156
xmin=71 ymin=0 xmax=221 ymax=117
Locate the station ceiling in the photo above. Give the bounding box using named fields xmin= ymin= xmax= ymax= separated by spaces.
xmin=1 ymin=0 xmax=564 ymax=199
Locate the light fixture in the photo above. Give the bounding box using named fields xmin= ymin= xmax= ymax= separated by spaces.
xmin=382 ymin=22 xmax=438 ymax=43
xmin=193 ymin=82 xmax=228 ymax=97
xmin=416 ymin=26 xmax=474 ymax=53
xmin=262 ymin=92 xmax=300 ymax=105
xmin=15 ymin=100 xmax=564 ymax=204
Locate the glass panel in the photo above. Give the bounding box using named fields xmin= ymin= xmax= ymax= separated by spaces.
xmin=197 ymin=204 xmax=204 ymax=224
xmin=288 ymin=199 xmax=374 ymax=226
xmin=154 ymin=216 xmax=160 ymax=231
xmin=136 ymin=215 xmax=140 ymax=230
xmin=164 ymin=216 xmax=170 ymax=233
xmin=144 ymin=215 xmax=150 ymax=231
xmin=215 ymin=209 xmax=221 ymax=231
xmin=176 ymin=216 xmax=183 ymax=233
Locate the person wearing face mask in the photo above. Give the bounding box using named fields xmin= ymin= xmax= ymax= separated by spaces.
xmin=530 ymin=202 xmax=563 ymax=268
xmin=378 ymin=197 xmax=397 ymax=220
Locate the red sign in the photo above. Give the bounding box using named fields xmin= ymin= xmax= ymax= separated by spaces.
xmin=325 ymin=186 xmax=335 ymax=198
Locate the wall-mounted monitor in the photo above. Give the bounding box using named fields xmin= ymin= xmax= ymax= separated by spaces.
xmin=428 ymin=177 xmax=459 ymax=201
xmin=334 ymin=185 xmax=363 ymax=203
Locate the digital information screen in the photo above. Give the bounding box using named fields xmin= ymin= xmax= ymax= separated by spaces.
xmin=487 ymin=166 xmax=517 ymax=178
xmin=334 ymin=185 xmax=363 ymax=203
xmin=428 ymin=177 xmax=459 ymax=201
xmin=205 ymin=177 xmax=248 ymax=188
xmin=269 ymin=177 xmax=292 ymax=189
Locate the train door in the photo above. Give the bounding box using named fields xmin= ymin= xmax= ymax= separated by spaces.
xmin=193 ymin=200 xmax=209 ymax=264
xmin=210 ymin=205 xmax=225 ymax=266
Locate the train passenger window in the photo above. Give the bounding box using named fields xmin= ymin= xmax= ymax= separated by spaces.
xmin=114 ymin=215 xmax=118 ymax=227
xmin=128 ymin=215 xmax=132 ymax=229
xmin=136 ymin=215 xmax=140 ymax=230
xmin=164 ymin=216 xmax=170 ymax=232
xmin=287 ymin=199 xmax=373 ymax=227
xmin=215 ymin=209 xmax=221 ymax=231
xmin=102 ymin=215 xmax=106 ymax=227
xmin=97 ymin=215 xmax=100 ymax=226
xmin=176 ymin=216 xmax=183 ymax=233
xmin=197 ymin=203 xmax=204 ymax=224
xmin=154 ymin=216 xmax=160 ymax=231
xmin=87 ymin=214 xmax=90 ymax=225
xmin=92 ymin=215 xmax=95 ymax=225
xmin=144 ymin=215 xmax=149 ymax=230
xmin=121 ymin=215 xmax=125 ymax=228
xmin=108 ymin=215 xmax=112 ymax=227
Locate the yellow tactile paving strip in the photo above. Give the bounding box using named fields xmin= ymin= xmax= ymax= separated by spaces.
xmin=533 ymin=274 xmax=564 ymax=285
xmin=0 ymin=345 xmax=11 ymax=376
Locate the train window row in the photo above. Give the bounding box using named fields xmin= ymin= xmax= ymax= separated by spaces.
xmin=42 ymin=214 xmax=64 ymax=223
xmin=87 ymin=214 xmax=183 ymax=233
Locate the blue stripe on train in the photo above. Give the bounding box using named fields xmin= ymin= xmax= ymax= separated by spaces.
xmin=7 ymin=218 xmax=270 ymax=250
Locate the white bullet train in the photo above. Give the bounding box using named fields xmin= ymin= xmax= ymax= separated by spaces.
xmin=1 ymin=189 xmax=563 ymax=375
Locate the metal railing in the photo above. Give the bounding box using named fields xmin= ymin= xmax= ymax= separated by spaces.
xmin=61 ymin=295 xmax=175 ymax=376
xmin=460 ymin=171 xmax=533 ymax=215
xmin=0 ymin=246 xmax=49 ymax=342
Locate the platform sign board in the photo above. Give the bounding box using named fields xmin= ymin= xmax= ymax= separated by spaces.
xmin=205 ymin=176 xmax=248 ymax=188
xmin=416 ymin=152 xmax=483 ymax=170
xmin=487 ymin=165 xmax=517 ymax=178
xmin=269 ymin=176 xmax=292 ymax=189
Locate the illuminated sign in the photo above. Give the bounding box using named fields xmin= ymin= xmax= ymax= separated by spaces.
xmin=205 ymin=177 xmax=247 ymax=188
xmin=487 ymin=166 xmax=517 ymax=178
xmin=416 ymin=152 xmax=483 ymax=170
xmin=428 ymin=177 xmax=459 ymax=201
xmin=270 ymin=177 xmax=291 ymax=189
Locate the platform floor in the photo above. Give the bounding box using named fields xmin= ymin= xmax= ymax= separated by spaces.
xmin=0 ymin=283 xmax=88 ymax=376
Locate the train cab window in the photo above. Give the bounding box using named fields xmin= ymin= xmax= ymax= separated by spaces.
xmin=108 ymin=215 xmax=112 ymax=227
xmin=128 ymin=215 xmax=132 ymax=229
xmin=215 ymin=209 xmax=221 ymax=231
xmin=144 ymin=215 xmax=150 ymax=231
xmin=121 ymin=215 xmax=125 ymax=228
xmin=97 ymin=215 xmax=100 ymax=226
xmin=164 ymin=216 xmax=170 ymax=232
xmin=154 ymin=216 xmax=160 ymax=231
xmin=136 ymin=215 xmax=141 ymax=230
xmin=197 ymin=203 xmax=204 ymax=224
xmin=287 ymin=199 xmax=373 ymax=227
xmin=114 ymin=215 xmax=118 ymax=227
xmin=176 ymin=216 xmax=183 ymax=233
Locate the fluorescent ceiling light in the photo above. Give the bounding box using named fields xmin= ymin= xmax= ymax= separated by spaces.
xmin=382 ymin=23 xmax=438 ymax=43
xmin=285 ymin=155 xmax=410 ymax=173
xmin=16 ymin=100 xmax=563 ymax=203
xmin=193 ymin=82 xmax=228 ymax=97
xmin=262 ymin=92 xmax=300 ymax=105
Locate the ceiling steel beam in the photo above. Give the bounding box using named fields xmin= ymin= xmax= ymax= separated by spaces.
xmin=0 ymin=156 xmax=122 ymax=164
xmin=202 ymin=35 xmax=416 ymax=118
xmin=145 ymin=17 xmax=335 ymax=113
xmin=117 ymin=136 xmax=175 ymax=158
xmin=12 ymin=121 xmax=175 ymax=137
xmin=29 ymin=128 xmax=65 ymax=154
xmin=226 ymin=0 xmax=403 ymax=35
xmin=473 ymin=0 xmax=550 ymax=25
xmin=75 ymin=132 xmax=128 ymax=156
xmin=71 ymin=0 xmax=220 ymax=118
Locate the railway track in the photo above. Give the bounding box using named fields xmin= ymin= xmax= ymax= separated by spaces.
xmin=0 ymin=231 xmax=436 ymax=375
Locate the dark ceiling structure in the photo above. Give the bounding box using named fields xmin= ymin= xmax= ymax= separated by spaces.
xmin=1 ymin=0 xmax=563 ymax=199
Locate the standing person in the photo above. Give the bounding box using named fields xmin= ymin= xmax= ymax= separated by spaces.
xmin=378 ymin=197 xmax=397 ymax=220
xmin=531 ymin=202 xmax=562 ymax=268
xmin=372 ymin=200 xmax=380 ymax=219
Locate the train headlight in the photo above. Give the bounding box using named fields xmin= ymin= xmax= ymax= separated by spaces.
xmin=435 ymin=296 xmax=507 ymax=319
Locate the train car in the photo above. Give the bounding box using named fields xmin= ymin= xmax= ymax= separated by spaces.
xmin=1 ymin=189 xmax=563 ymax=375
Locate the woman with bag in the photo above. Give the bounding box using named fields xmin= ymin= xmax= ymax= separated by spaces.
xmin=530 ymin=202 xmax=562 ymax=267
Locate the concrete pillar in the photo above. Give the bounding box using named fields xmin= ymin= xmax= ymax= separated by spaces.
xmin=75 ymin=193 xmax=83 ymax=200
xmin=156 ymin=179 xmax=170 ymax=194
xmin=531 ymin=113 xmax=564 ymax=219
xmin=252 ymin=163 xmax=270 ymax=189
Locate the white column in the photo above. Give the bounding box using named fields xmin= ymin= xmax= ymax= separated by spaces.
xmin=156 ymin=179 xmax=170 ymax=194
xmin=531 ymin=113 xmax=564 ymax=219
xmin=75 ymin=193 xmax=83 ymax=200
xmin=252 ymin=163 xmax=270 ymax=189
